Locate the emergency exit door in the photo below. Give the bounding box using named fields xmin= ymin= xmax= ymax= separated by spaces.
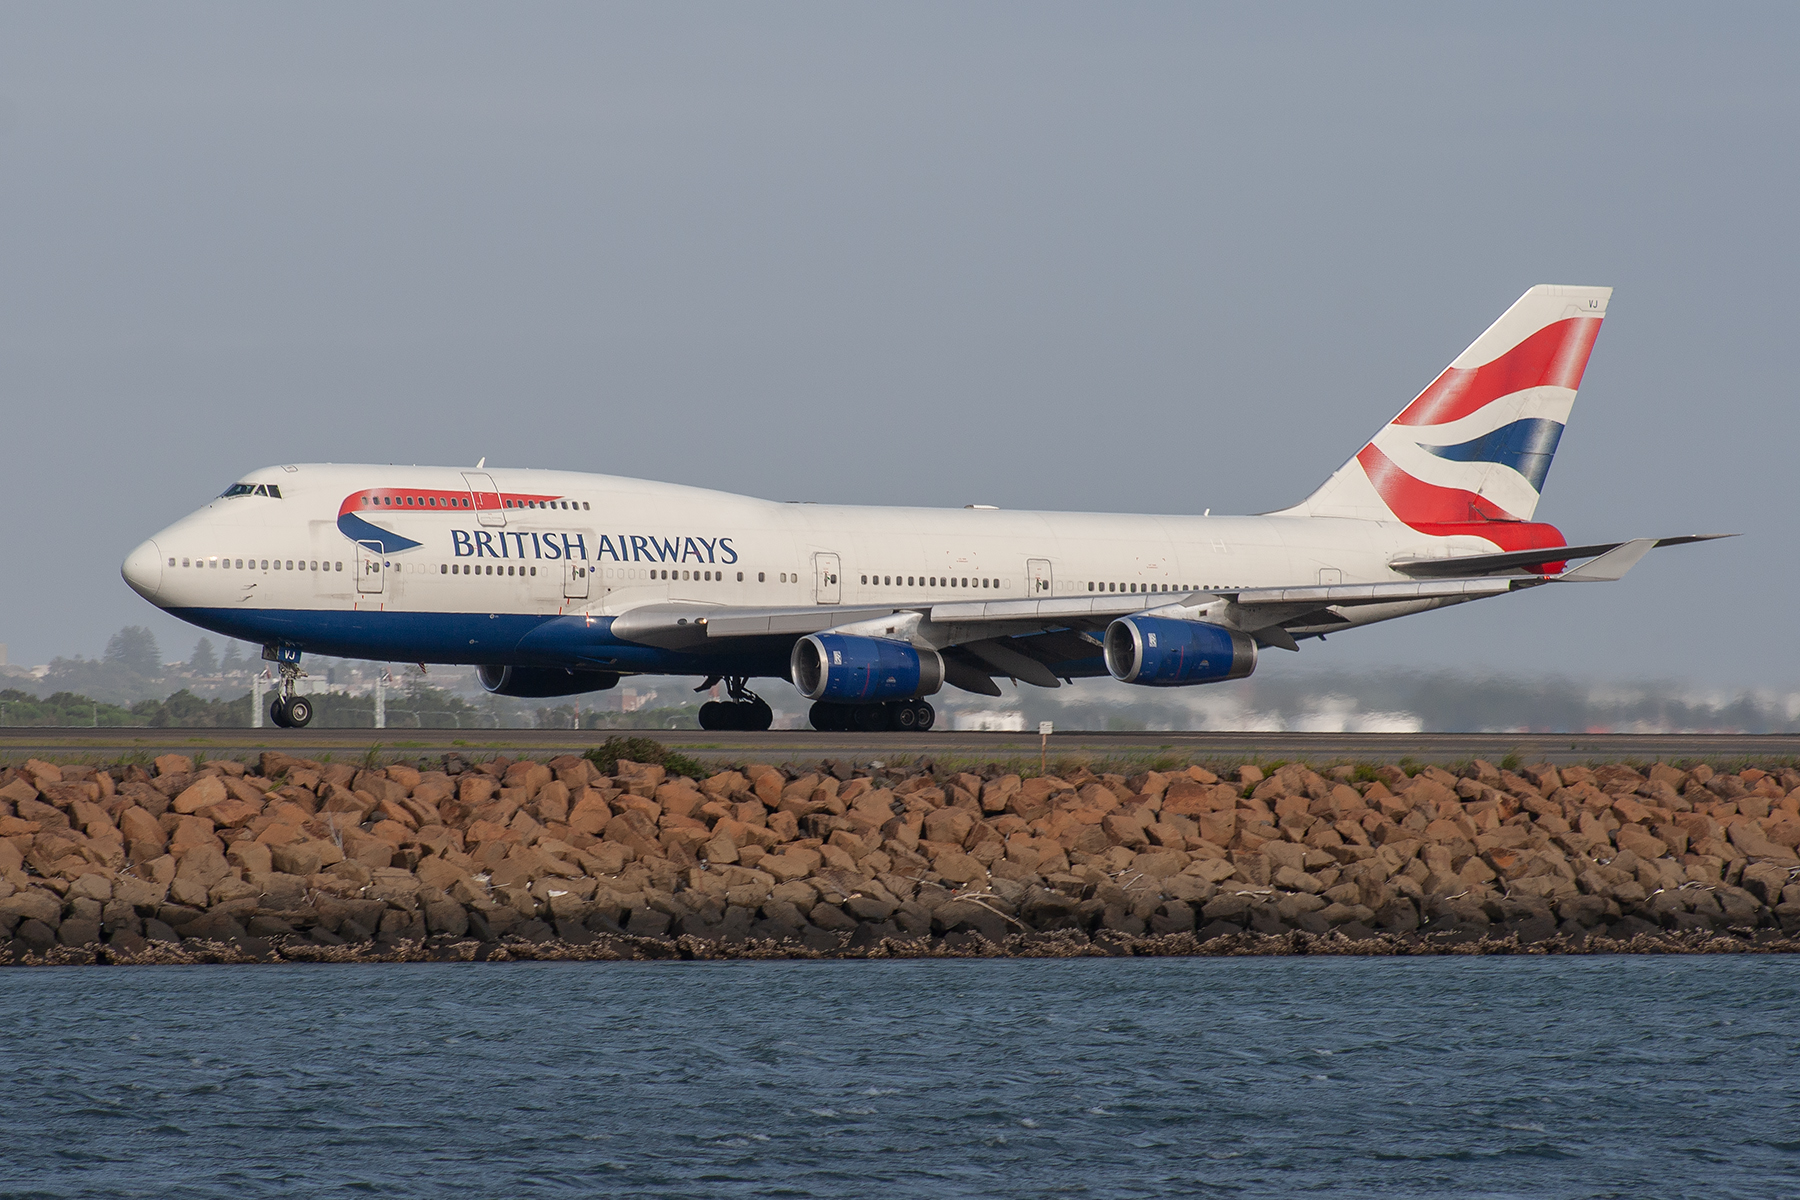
xmin=462 ymin=471 xmax=505 ymax=527
xmin=1028 ymin=558 xmax=1054 ymax=596
xmin=564 ymin=560 xmax=590 ymax=599
xmin=356 ymin=541 xmax=385 ymax=594
xmin=814 ymin=553 xmax=840 ymax=604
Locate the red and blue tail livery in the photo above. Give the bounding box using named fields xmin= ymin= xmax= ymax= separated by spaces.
xmin=1291 ymin=286 xmax=1608 ymax=550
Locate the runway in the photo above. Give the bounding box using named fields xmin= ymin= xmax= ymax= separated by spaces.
xmin=3 ymin=727 xmax=1798 ymax=766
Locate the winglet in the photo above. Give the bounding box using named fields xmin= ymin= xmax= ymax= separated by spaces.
xmin=1556 ymin=538 xmax=1655 ymax=582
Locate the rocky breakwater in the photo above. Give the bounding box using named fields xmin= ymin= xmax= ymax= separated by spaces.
xmin=2 ymin=751 xmax=1799 ymax=963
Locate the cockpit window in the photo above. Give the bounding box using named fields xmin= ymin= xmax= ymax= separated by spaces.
xmin=264 ymin=484 xmax=281 ymax=498
xmin=220 ymin=483 xmax=281 ymax=499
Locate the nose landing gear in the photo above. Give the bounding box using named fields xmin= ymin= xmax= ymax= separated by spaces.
xmin=695 ymin=676 xmax=774 ymax=731
xmin=265 ymin=646 xmax=314 ymax=729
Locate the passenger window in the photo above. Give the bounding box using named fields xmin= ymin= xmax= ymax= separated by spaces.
xmin=758 ymin=572 xmax=765 ymax=582
xmin=582 ymin=502 xmax=589 ymax=510
xmin=167 ymin=557 xmax=175 ymax=567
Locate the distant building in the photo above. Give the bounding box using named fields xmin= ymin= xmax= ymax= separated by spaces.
xmin=953 ymin=709 xmax=1027 ymax=732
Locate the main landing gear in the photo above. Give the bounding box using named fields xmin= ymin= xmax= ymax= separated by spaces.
xmin=696 ymin=677 xmax=775 ymax=731
xmin=808 ymin=699 xmax=935 ymax=733
xmin=266 ymin=646 xmax=314 ymax=729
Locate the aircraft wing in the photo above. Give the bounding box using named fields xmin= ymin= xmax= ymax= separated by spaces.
xmin=1389 ymin=533 xmax=1733 ymax=578
xmin=602 ymin=534 xmax=1714 ymax=690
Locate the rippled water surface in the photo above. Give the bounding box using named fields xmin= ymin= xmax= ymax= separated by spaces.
xmin=3 ymin=957 xmax=1798 ymax=1198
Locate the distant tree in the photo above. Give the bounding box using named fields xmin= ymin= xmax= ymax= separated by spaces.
xmin=103 ymin=626 xmax=161 ymax=677
xmin=190 ymin=638 xmax=218 ymax=675
xmin=146 ymin=689 xmax=251 ymax=728
xmin=220 ymin=640 xmax=245 ymax=673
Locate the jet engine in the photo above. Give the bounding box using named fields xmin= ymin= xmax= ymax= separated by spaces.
xmin=1103 ymin=616 xmax=1257 ymax=686
xmin=477 ymin=665 xmax=621 ymax=698
xmin=790 ymin=634 xmax=944 ymax=703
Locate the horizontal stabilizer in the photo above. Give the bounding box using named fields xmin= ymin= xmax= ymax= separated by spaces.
xmin=1555 ymin=538 xmax=1655 ymax=582
xmin=1392 ymin=533 xmax=1734 ymax=578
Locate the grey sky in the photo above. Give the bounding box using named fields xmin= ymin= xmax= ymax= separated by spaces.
xmin=1 ymin=4 xmax=1792 ymax=685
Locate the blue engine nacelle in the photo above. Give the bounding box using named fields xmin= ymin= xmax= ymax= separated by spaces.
xmin=1102 ymin=616 xmax=1257 ymax=687
xmin=478 ymin=665 xmax=621 ymax=698
xmin=791 ymin=634 xmax=944 ymax=703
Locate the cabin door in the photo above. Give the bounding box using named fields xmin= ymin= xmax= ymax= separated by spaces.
xmin=462 ymin=471 xmax=506 ymax=528
xmin=564 ymin=560 xmax=590 ymax=600
xmin=1028 ymin=558 xmax=1054 ymax=597
xmin=814 ymin=552 xmax=841 ymax=604
xmin=356 ymin=541 xmax=385 ymax=594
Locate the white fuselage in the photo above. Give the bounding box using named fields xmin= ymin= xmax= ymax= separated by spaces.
xmin=121 ymin=462 xmax=1522 ymax=677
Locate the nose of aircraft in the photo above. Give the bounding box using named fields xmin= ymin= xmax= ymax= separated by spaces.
xmin=122 ymin=539 xmax=164 ymax=601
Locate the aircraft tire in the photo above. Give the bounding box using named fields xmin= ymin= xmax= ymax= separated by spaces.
xmin=913 ymin=702 xmax=935 ymax=732
xmin=891 ymin=702 xmax=918 ymax=730
xmin=269 ymin=697 xmax=291 ymax=728
xmin=853 ymin=704 xmax=890 ymax=733
xmin=286 ymin=697 xmax=314 ymax=728
xmin=698 ymin=701 xmax=725 ymax=731
xmin=743 ymin=701 xmax=774 ymax=731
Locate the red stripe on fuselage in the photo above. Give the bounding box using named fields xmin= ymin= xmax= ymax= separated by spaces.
xmin=1392 ymin=316 xmax=1602 ymax=428
xmin=337 ymin=488 xmax=564 ymax=518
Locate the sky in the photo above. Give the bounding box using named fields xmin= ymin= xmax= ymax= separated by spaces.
xmin=0 ymin=3 xmax=1794 ymax=688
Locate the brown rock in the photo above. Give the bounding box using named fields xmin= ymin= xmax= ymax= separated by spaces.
xmin=566 ymin=791 xmax=612 ymax=836
xmin=1728 ymin=821 xmax=1793 ymax=861
xmin=16 ymin=796 xmax=69 ymax=830
xmin=1615 ymin=825 xmax=1668 ymax=861
xmin=175 ymin=845 xmax=231 ymax=888
xmin=118 ymin=806 xmax=166 ymax=851
xmin=761 ymin=847 xmax=823 ymax=882
xmin=1100 ymin=813 xmax=1148 ymax=850
xmin=981 ymin=775 xmax=1021 ymax=814
xmin=922 ymin=807 xmax=975 ymax=847
xmin=171 ymin=776 xmax=228 ymax=815
xmin=270 ymin=840 xmax=333 ymax=876
xmin=153 ymin=754 xmax=195 ymax=778
xmin=226 ymin=841 xmax=273 ymax=875
xmin=934 ymin=852 xmax=987 ymax=885
xmin=112 ymin=876 xmax=168 ymax=907
xmin=0 ymin=889 xmax=62 ymax=924
xmin=1130 ymin=850 xmax=1188 ymax=878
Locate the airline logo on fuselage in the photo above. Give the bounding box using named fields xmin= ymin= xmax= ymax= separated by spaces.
xmin=451 ymin=530 xmax=737 ymax=564
xmin=336 ymin=487 xmax=737 ymax=563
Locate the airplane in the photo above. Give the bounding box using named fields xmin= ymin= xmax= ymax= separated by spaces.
xmin=121 ymin=284 xmax=1725 ymax=732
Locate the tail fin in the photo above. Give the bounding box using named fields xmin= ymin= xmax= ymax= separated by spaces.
xmin=1286 ymin=285 xmax=1611 ymax=527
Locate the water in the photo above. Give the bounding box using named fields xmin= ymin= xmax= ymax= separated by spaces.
xmin=2 ymin=958 xmax=1797 ymax=1199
